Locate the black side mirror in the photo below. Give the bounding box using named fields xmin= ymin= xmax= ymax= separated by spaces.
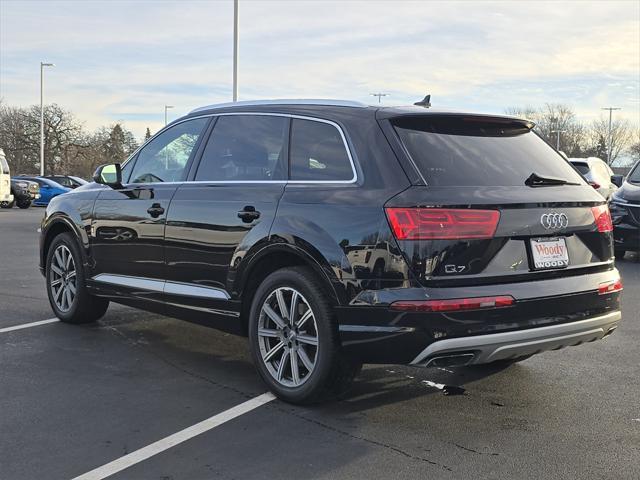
xmin=93 ymin=163 xmax=122 ymax=188
xmin=611 ymin=174 xmax=624 ymax=188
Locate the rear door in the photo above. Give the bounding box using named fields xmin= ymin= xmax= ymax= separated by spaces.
xmin=163 ymin=114 xmax=288 ymax=328
xmin=383 ymin=115 xmax=613 ymax=287
xmin=90 ymin=117 xmax=210 ymax=302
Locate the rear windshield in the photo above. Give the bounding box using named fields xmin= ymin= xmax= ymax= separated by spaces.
xmin=392 ymin=116 xmax=585 ymax=187
xmin=570 ymin=162 xmax=590 ymax=175
xmin=0 ymin=155 xmax=9 ymax=175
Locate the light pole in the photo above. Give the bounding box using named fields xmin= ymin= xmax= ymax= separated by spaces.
xmin=233 ymin=0 xmax=239 ymax=101
xmin=370 ymin=93 xmax=388 ymax=104
xmin=164 ymin=105 xmax=174 ymax=126
xmin=550 ymin=129 xmax=566 ymax=151
xmin=602 ymin=107 xmax=621 ymax=164
xmin=40 ymin=62 xmax=55 ymax=176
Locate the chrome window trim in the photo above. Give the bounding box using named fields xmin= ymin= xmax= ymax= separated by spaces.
xmin=123 ymin=111 xmax=359 ymax=186
xmin=92 ymin=274 xmax=230 ymax=300
xmin=189 ymin=99 xmax=368 ymax=114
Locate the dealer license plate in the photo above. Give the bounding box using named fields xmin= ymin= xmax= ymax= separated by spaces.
xmin=530 ymin=237 xmax=569 ymax=270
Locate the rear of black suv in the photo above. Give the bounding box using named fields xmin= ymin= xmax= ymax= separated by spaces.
xmin=337 ymin=109 xmax=622 ymax=368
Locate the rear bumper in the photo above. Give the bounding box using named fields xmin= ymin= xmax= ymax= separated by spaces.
xmin=1 ymin=193 xmax=13 ymax=202
xmin=409 ymin=310 xmax=621 ymax=367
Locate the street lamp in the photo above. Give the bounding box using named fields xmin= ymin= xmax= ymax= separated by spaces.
xmin=40 ymin=62 xmax=55 ymax=176
xmin=370 ymin=93 xmax=388 ymax=104
xmin=164 ymin=105 xmax=174 ymax=126
xmin=550 ymin=129 xmax=566 ymax=151
xmin=233 ymin=0 xmax=239 ymax=101
xmin=602 ymin=107 xmax=621 ymax=164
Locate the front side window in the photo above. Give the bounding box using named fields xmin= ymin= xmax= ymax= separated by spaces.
xmin=129 ymin=118 xmax=208 ymax=184
xmin=290 ymin=119 xmax=353 ymax=181
xmin=195 ymin=115 xmax=287 ymax=181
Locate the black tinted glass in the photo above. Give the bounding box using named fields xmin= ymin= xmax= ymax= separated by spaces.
xmin=571 ymin=163 xmax=590 ymax=175
xmin=130 ymin=118 xmax=208 ymax=184
xmin=393 ymin=116 xmax=584 ymax=187
xmin=1 ymin=156 xmax=9 ymax=174
xmin=629 ymin=163 xmax=640 ymax=183
xmin=196 ymin=115 xmax=287 ymax=181
xmin=290 ymin=119 xmax=353 ymax=181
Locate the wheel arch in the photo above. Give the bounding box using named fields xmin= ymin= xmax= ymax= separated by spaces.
xmin=233 ymin=244 xmax=341 ymax=336
xmin=41 ymin=214 xmax=89 ymax=275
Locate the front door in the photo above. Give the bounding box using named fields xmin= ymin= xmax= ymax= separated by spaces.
xmin=89 ymin=116 xmax=210 ymax=303
xmin=163 ymin=114 xmax=288 ymax=331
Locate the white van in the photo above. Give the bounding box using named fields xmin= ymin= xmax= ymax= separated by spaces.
xmin=0 ymin=149 xmax=13 ymax=205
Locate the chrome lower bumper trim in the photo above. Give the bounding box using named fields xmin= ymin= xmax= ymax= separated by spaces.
xmin=410 ymin=311 xmax=621 ymax=367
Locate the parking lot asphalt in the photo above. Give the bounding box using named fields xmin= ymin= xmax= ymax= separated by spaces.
xmin=1 ymin=207 xmax=639 ymax=480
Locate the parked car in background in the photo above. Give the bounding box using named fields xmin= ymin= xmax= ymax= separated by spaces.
xmin=1 ymin=178 xmax=40 ymax=209
xmin=39 ymin=100 xmax=621 ymax=404
xmin=43 ymin=175 xmax=88 ymax=189
xmin=610 ymin=160 xmax=640 ymax=259
xmin=16 ymin=176 xmax=70 ymax=206
xmin=569 ymin=157 xmax=621 ymax=200
xmin=0 ymin=149 xmax=13 ymax=206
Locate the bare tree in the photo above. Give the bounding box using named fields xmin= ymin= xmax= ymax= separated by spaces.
xmin=505 ymin=103 xmax=587 ymax=157
xmin=586 ymin=117 xmax=632 ymax=164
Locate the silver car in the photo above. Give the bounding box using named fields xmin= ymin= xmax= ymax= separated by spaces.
xmin=569 ymin=157 xmax=621 ymax=200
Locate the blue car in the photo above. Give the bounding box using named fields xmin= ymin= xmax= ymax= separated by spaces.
xmin=16 ymin=176 xmax=71 ymax=206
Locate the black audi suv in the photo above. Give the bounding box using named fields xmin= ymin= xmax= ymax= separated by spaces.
xmin=39 ymin=99 xmax=622 ymax=403
xmin=610 ymin=160 xmax=640 ymax=259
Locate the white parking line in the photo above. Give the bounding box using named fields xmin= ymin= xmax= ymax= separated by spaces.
xmin=71 ymin=392 xmax=276 ymax=480
xmin=0 ymin=318 xmax=59 ymax=333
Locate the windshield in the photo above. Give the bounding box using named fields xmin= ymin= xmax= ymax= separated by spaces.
xmin=392 ymin=116 xmax=585 ymax=187
xmin=628 ymin=162 xmax=640 ymax=184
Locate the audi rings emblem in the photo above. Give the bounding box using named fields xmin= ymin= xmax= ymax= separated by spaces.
xmin=540 ymin=213 xmax=569 ymax=230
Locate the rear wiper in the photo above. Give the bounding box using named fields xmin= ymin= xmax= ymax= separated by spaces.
xmin=525 ymin=172 xmax=580 ymax=187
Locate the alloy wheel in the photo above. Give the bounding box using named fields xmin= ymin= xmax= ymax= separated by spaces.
xmin=50 ymin=244 xmax=77 ymax=312
xmin=257 ymin=287 xmax=319 ymax=387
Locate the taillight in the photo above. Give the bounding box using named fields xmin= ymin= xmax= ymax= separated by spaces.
xmin=390 ymin=295 xmax=514 ymax=312
xmin=598 ymin=278 xmax=623 ymax=295
xmin=385 ymin=208 xmax=500 ymax=240
xmin=591 ymin=205 xmax=613 ymax=232
xmin=588 ymin=181 xmax=601 ymax=190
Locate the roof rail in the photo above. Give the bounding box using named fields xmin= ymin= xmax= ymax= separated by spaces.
xmin=189 ymin=99 xmax=369 ymax=114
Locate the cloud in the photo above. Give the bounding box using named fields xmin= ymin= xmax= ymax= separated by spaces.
xmin=1 ymin=0 xmax=638 ymax=137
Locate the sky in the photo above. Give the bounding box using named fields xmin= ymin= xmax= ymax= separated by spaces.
xmin=1 ymin=0 xmax=639 ymax=138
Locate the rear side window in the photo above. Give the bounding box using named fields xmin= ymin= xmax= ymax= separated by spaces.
xmin=195 ymin=115 xmax=287 ymax=181
xmin=571 ymin=162 xmax=590 ymax=175
xmin=393 ymin=116 xmax=585 ymax=187
xmin=290 ymin=119 xmax=353 ymax=181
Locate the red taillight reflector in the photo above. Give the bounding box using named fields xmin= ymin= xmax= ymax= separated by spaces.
xmin=598 ymin=278 xmax=623 ymax=295
xmin=591 ymin=205 xmax=613 ymax=232
xmin=390 ymin=295 xmax=515 ymax=312
xmin=385 ymin=208 xmax=500 ymax=240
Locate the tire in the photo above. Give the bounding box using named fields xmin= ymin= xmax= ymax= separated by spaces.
xmin=16 ymin=200 xmax=31 ymax=209
xmin=1 ymin=200 xmax=15 ymax=209
xmin=248 ymin=266 xmax=361 ymax=404
xmin=46 ymin=232 xmax=109 ymax=324
xmin=614 ymin=249 xmax=626 ymax=260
